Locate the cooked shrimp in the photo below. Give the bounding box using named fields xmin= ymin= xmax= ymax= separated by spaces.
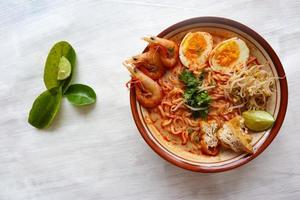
xmin=124 ymin=64 xmax=162 ymax=108
xmin=125 ymin=45 xmax=165 ymax=80
xmin=142 ymin=36 xmax=179 ymax=68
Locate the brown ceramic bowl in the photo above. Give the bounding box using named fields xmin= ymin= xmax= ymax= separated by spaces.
xmin=129 ymin=17 xmax=288 ymax=172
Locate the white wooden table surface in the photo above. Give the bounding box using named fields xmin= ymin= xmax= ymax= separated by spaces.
xmin=1 ymin=0 xmax=299 ymax=199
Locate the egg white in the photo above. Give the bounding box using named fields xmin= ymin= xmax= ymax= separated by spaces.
xmin=179 ymin=32 xmax=213 ymax=68
xmin=209 ymin=37 xmax=249 ymax=73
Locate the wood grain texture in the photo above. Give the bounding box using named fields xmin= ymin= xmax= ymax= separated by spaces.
xmin=0 ymin=0 xmax=299 ymax=199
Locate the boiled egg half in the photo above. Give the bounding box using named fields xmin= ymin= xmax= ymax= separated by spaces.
xmin=179 ymin=32 xmax=213 ymax=68
xmin=209 ymin=37 xmax=249 ymax=73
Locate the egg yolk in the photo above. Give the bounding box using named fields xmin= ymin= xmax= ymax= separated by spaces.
xmin=183 ymin=34 xmax=207 ymax=62
xmin=215 ymin=41 xmax=240 ymax=67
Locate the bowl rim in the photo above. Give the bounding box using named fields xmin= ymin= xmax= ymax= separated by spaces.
xmin=129 ymin=16 xmax=288 ymax=173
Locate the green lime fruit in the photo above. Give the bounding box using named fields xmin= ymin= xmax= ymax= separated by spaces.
xmin=242 ymin=110 xmax=275 ymax=132
xmin=57 ymin=56 xmax=71 ymax=80
xmin=44 ymin=41 xmax=76 ymax=92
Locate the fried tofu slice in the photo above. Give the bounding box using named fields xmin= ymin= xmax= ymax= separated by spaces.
xmin=217 ymin=116 xmax=253 ymax=154
xmin=200 ymin=120 xmax=220 ymax=156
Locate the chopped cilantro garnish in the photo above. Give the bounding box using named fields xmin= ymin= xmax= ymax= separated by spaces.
xmin=179 ymin=69 xmax=211 ymax=119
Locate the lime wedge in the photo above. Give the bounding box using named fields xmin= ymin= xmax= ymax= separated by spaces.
xmin=242 ymin=110 xmax=275 ymax=132
xmin=57 ymin=56 xmax=71 ymax=80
